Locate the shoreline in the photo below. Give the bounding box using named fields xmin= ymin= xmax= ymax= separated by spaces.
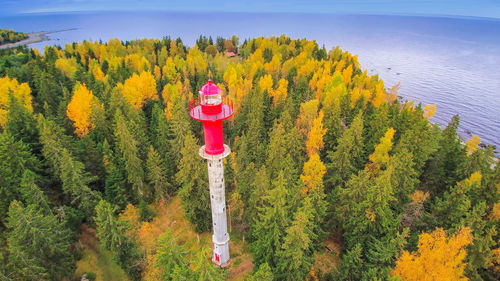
xmin=0 ymin=28 xmax=76 ymax=49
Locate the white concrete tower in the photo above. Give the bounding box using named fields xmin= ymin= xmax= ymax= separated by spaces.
xmin=199 ymin=145 xmax=231 ymax=267
xmin=189 ymin=80 xmax=234 ymax=267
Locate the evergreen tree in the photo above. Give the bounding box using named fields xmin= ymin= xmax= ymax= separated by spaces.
xmin=59 ymin=149 xmax=102 ymax=218
xmin=246 ymin=263 xmax=274 ymax=281
xmin=102 ymin=139 xmax=129 ymax=207
xmin=334 ymin=243 xmax=364 ymax=281
xmin=390 ymin=147 xmax=419 ymax=209
xmin=326 ymin=112 xmax=364 ymax=191
xmin=190 ymin=247 xmax=226 ymax=281
xmin=5 ymin=95 xmax=40 ymax=154
xmin=5 ymin=201 xmax=74 ymax=281
xmin=95 ymin=200 xmax=128 ymax=253
xmin=0 ymin=132 xmax=40 ymax=220
xmin=421 ymin=115 xmax=466 ymax=196
xmin=266 ymin=114 xmax=303 ymax=185
xmin=18 ymin=169 xmax=51 ymax=214
xmin=149 ymin=103 xmax=175 ymax=182
xmin=276 ymin=197 xmax=315 ymax=281
xmin=154 ymin=229 xmax=189 ymax=280
xmin=251 ymin=171 xmax=290 ymax=269
xmin=95 ymin=200 xmax=142 ymax=280
xmin=175 ymin=132 xmax=210 ymax=232
xmin=114 ymin=110 xmax=147 ymax=200
xmin=146 ymin=145 xmax=172 ymax=201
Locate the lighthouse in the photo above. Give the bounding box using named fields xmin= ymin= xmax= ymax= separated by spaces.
xmin=189 ymin=80 xmax=233 ymax=267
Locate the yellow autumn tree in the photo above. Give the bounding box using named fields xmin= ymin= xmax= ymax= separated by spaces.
xmin=372 ymin=80 xmax=386 ymax=107
xmin=0 ymin=76 xmax=33 ymax=127
xmin=465 ymin=136 xmax=481 ymax=156
xmin=66 ymin=83 xmax=102 ymax=137
xmin=296 ymin=99 xmax=320 ymax=139
xmin=258 ymin=74 xmax=273 ymax=93
xmin=368 ymin=127 xmax=395 ymax=167
xmin=305 ymin=110 xmax=327 ymax=156
xmin=89 ymin=59 xmax=106 ymax=82
xmin=269 ymin=78 xmax=288 ymax=105
xmin=342 ymin=64 xmax=353 ymax=85
xmin=162 ymin=82 xmax=184 ymax=119
xmin=55 ymin=57 xmax=78 ymax=78
xmin=125 ymin=53 xmax=151 ymax=72
xmin=300 ymin=153 xmax=326 ymax=194
xmin=118 ymin=71 xmax=157 ymax=109
xmin=423 ymin=104 xmax=437 ymax=119
xmin=392 ymin=227 xmax=473 ymax=281
xmin=118 ymin=204 xmax=141 ymax=237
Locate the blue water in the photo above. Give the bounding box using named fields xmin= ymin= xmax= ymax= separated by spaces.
xmin=0 ymin=11 xmax=499 ymax=150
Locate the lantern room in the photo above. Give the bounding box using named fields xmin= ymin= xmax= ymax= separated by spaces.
xmin=189 ymin=80 xmax=234 ymax=155
xmin=200 ymin=80 xmax=223 ymax=115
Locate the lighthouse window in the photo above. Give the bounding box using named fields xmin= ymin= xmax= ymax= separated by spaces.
xmin=201 ymin=94 xmax=222 ymax=106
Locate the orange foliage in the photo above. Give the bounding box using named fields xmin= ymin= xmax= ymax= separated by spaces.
xmin=306 ymin=110 xmax=327 ymax=156
xmin=464 ymin=171 xmax=482 ymax=186
xmin=392 ymin=227 xmax=472 ymax=281
xmin=138 ymin=221 xmax=163 ymax=254
xmin=296 ymin=99 xmax=320 ymax=139
xmin=423 ymin=104 xmax=437 ymax=119
xmin=258 ymin=74 xmax=273 ymax=93
xmin=342 ymin=64 xmax=353 ymax=85
xmin=0 ymin=76 xmax=32 ymax=127
xmin=372 ymin=81 xmax=386 ymax=107
xmin=409 ymin=190 xmax=430 ymax=204
xmin=55 ymin=57 xmax=78 ymax=78
xmin=491 ymin=202 xmax=500 ymax=221
xmin=270 ymin=78 xmax=288 ymax=105
xmin=465 ymin=136 xmax=481 ymax=156
xmin=66 ymin=83 xmax=102 ymax=137
xmin=118 ymin=71 xmax=158 ymax=109
xmin=119 ymin=204 xmax=141 ymax=235
xmin=300 ymin=154 xmax=326 ymax=194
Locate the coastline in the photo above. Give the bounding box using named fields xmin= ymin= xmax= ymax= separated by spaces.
xmin=0 ymin=29 xmax=76 ymax=49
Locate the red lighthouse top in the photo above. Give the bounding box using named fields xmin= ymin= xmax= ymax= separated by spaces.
xmin=190 ymin=80 xmax=233 ymax=155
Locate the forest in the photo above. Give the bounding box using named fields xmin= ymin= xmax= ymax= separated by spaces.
xmin=0 ymin=35 xmax=498 ymax=281
xmin=0 ymin=29 xmax=28 ymax=45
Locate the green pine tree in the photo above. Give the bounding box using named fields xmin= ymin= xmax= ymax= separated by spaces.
xmin=146 ymin=145 xmax=172 ymax=201
xmin=5 ymin=94 xmax=40 ymax=154
xmin=18 ymin=169 xmax=51 ymax=214
xmin=5 ymin=201 xmax=74 ymax=281
xmin=276 ymin=197 xmax=315 ymax=281
xmin=154 ymin=229 xmax=189 ymax=280
xmin=60 ymin=149 xmax=102 ymax=218
xmin=149 ymin=103 xmax=175 ymax=183
xmin=246 ymin=263 xmax=274 ymax=281
xmin=114 ymin=110 xmax=147 ymax=200
xmin=251 ymin=171 xmax=291 ymax=269
xmin=102 ymin=139 xmax=129 ymax=207
xmin=0 ymin=132 xmax=40 ymax=220
xmin=326 ymin=112 xmax=365 ymax=191
xmin=421 ymin=115 xmax=466 ymax=196
xmin=175 ymin=132 xmax=210 ymax=232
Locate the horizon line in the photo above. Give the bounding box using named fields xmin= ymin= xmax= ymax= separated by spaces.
xmin=3 ymin=9 xmax=500 ymax=22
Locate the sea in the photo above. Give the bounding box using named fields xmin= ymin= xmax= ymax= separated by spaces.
xmin=0 ymin=11 xmax=499 ymax=151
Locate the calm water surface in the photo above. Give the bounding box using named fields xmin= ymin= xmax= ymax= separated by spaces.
xmin=0 ymin=12 xmax=498 ymax=150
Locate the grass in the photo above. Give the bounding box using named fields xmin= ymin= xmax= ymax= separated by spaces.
xmin=149 ymin=197 xmax=255 ymax=280
xmin=73 ymin=196 xmax=340 ymax=280
xmin=73 ymin=225 xmax=130 ymax=281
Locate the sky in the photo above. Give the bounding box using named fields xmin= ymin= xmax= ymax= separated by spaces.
xmin=1 ymin=0 xmax=500 ymax=19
